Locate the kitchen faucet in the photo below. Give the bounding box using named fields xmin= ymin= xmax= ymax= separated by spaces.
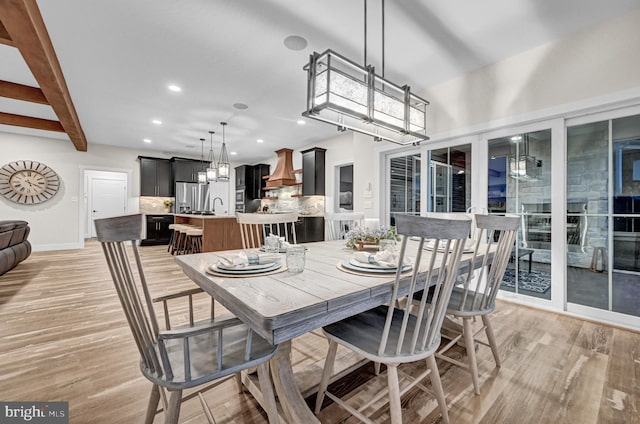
xmin=212 ymin=197 xmax=224 ymax=210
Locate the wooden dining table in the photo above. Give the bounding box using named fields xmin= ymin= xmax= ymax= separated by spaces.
xmin=175 ymin=239 xmax=485 ymax=423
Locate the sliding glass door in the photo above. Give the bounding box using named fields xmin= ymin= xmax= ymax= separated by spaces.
xmin=567 ymin=113 xmax=640 ymax=318
xmin=488 ymin=129 xmax=553 ymax=300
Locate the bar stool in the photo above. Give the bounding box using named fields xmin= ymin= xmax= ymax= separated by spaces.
xmin=167 ymin=224 xmax=177 ymax=254
xmin=590 ymin=246 xmax=607 ymax=272
xmin=171 ymin=224 xmax=191 ymax=255
xmin=184 ymin=227 xmax=203 ymax=254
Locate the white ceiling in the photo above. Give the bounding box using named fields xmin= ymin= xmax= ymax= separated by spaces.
xmin=2 ymin=0 xmax=639 ymax=163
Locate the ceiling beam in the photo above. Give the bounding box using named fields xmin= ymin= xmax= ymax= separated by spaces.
xmin=0 ymin=0 xmax=87 ymax=151
xmin=0 ymin=112 xmax=64 ymax=132
xmin=0 ymin=20 xmax=14 ymax=47
xmin=0 ymin=80 xmax=49 ymax=104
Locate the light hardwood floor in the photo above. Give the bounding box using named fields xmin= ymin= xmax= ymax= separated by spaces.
xmin=0 ymin=241 xmax=638 ymax=423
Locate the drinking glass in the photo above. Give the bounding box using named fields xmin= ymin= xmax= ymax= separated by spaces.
xmin=265 ymin=235 xmax=280 ymax=253
xmin=378 ymin=238 xmax=397 ymax=254
xmin=286 ymin=245 xmax=305 ymax=273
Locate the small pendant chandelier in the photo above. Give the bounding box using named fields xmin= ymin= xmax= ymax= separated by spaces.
xmin=197 ymin=138 xmax=207 ymax=184
xmin=217 ymin=122 xmax=230 ymax=181
xmin=206 ymin=130 xmax=217 ymax=182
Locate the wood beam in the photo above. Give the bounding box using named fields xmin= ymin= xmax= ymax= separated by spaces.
xmin=0 ymin=20 xmax=14 ymax=47
xmin=0 ymin=0 xmax=87 ymax=151
xmin=0 ymin=80 xmax=48 ymax=104
xmin=0 ymin=111 xmax=64 ymax=132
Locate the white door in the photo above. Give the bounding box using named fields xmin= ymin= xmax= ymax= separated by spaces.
xmin=87 ymin=171 xmax=128 ymax=238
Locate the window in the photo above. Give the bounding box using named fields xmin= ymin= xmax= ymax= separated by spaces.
xmin=388 ymin=153 xmax=420 ymax=225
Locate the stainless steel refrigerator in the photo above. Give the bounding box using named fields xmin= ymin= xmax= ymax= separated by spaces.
xmin=175 ymin=182 xmax=209 ymax=213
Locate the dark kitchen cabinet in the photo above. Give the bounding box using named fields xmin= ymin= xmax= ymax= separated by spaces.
xmin=139 ymin=157 xmax=172 ymax=197
xmin=252 ymin=164 xmax=270 ymax=199
xmin=141 ymin=214 xmax=173 ymax=245
xmin=235 ymin=165 xmax=248 ymax=188
xmin=172 ymin=157 xmax=208 ymax=183
xmin=301 ymin=147 xmax=326 ymax=196
xmin=295 ymin=216 xmax=325 ymax=243
xmin=236 ymin=164 xmax=270 ymax=197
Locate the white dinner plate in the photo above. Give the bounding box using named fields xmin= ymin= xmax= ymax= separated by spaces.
xmin=210 ymin=261 xmax=281 ymax=274
xmin=216 ymin=261 xmax=276 ymax=271
xmin=341 ymin=259 xmax=412 ymax=274
xmin=348 ymin=258 xmax=398 ymax=270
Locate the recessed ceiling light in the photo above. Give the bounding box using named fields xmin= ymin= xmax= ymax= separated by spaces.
xmin=233 ymin=103 xmax=249 ymax=110
xmin=168 ymin=85 xmax=181 ymax=92
xmin=143 ymin=138 xmax=152 ymax=143
xmin=284 ymin=35 xmax=308 ymax=51
xmin=230 ymin=151 xmax=237 ymax=156
xmin=152 ymin=119 xmax=162 ymax=125
xmin=257 ymin=139 xmax=264 ymax=143
xmin=297 ymin=119 xmax=306 ymax=125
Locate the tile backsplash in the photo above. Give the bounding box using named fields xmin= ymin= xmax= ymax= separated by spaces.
xmin=260 ymin=186 xmax=324 ymax=215
xmin=140 ymin=196 xmax=175 ymax=214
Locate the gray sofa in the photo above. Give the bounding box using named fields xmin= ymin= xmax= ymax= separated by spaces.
xmin=0 ymin=221 xmax=31 ymax=276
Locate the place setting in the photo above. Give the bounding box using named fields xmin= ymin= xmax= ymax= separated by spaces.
xmin=207 ymin=250 xmax=286 ymax=278
xmin=337 ymin=239 xmax=413 ymax=277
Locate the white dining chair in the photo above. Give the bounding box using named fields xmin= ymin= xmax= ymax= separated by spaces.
xmin=315 ymin=213 xmax=472 ymax=424
xmin=236 ymin=212 xmax=298 ymax=249
xmin=95 ymin=214 xmax=280 ymax=424
xmin=437 ymin=213 xmax=519 ymax=395
xmin=325 ymin=211 xmax=365 ymax=241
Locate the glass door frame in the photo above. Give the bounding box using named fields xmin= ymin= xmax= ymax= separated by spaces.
xmin=420 ymin=136 xmax=481 ymax=214
xmin=565 ymin=104 xmax=640 ymax=328
xmin=479 ymin=118 xmax=565 ymax=311
xmin=382 ymin=147 xmax=421 ymax=227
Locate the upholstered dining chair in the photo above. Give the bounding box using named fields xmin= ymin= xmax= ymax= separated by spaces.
xmin=95 ymin=214 xmax=280 ymax=424
xmin=236 ymin=212 xmax=298 ymax=249
xmin=437 ymin=214 xmax=519 ymax=395
xmin=315 ymin=213 xmax=472 ymax=424
xmin=325 ymin=211 xmax=365 ymax=241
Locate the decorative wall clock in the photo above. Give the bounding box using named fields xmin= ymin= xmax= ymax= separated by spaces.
xmin=0 ymin=160 xmax=60 ymax=204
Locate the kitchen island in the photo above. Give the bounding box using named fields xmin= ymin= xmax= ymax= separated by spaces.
xmin=173 ymin=214 xmax=243 ymax=252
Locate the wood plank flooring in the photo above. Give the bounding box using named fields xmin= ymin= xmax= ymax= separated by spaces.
xmin=0 ymin=241 xmax=638 ymax=423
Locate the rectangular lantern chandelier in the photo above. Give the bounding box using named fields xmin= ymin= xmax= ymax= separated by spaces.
xmin=509 ymin=155 xmax=541 ymax=181
xmin=302 ymin=49 xmax=430 ymax=145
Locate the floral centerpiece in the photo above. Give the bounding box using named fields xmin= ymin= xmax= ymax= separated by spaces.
xmin=163 ymin=199 xmax=173 ymax=212
xmin=345 ymin=225 xmax=398 ymax=250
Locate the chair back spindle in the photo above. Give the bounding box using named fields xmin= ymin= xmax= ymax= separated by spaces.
xmin=451 ymin=214 xmax=519 ymax=316
xmin=325 ymin=212 xmax=365 ymax=241
xmin=236 ymin=212 xmax=298 ymax=249
xmin=378 ymin=213 xmax=471 ymax=359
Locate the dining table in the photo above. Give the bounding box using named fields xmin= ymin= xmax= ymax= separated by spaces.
xmin=174 ymin=238 xmax=485 ymax=423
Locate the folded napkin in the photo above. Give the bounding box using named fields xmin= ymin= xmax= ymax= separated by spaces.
xmin=218 ymin=251 xmax=280 ymax=268
xmin=353 ymin=250 xmax=406 ymax=268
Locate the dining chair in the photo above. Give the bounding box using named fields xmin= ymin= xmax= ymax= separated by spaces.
xmin=236 ymin=212 xmax=298 ymax=249
xmin=95 ymin=214 xmax=280 ymax=424
xmin=437 ymin=214 xmax=519 ymax=395
xmin=325 ymin=211 xmax=365 ymax=241
xmin=315 ymin=213 xmax=472 ymax=424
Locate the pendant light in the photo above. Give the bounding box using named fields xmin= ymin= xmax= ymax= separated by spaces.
xmin=302 ymin=0 xmax=429 ymax=145
xmin=217 ymin=122 xmax=230 ymax=181
xmin=197 ymin=138 xmax=207 ymax=184
xmin=206 ymin=130 xmax=217 ymax=182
